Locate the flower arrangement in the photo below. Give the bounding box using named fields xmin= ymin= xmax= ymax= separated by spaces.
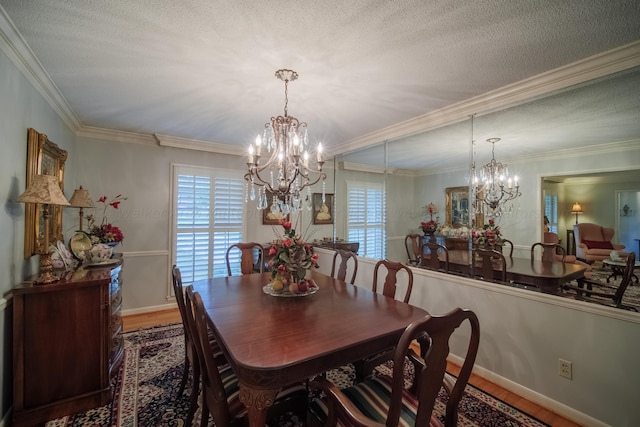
xmin=419 ymin=202 xmax=439 ymax=234
xmin=86 ymin=194 xmax=127 ymax=245
xmin=267 ymin=219 xmax=319 ymax=293
xmin=473 ymin=218 xmax=503 ymax=248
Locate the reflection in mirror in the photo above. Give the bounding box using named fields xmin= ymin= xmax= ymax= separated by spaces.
xmin=334 ymin=143 xmax=386 ymax=260
xmin=330 ymin=65 xmax=640 ymax=279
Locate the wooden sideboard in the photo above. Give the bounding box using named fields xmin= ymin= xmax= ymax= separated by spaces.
xmin=12 ymin=258 xmax=123 ymax=426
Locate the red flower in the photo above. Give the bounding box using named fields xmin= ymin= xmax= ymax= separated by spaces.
xmin=488 ymin=218 xmax=495 ymax=225
xmin=282 ymin=238 xmax=293 ymax=247
xmin=268 ymin=245 xmax=277 ymax=256
xmin=98 ymin=196 xmax=107 ymax=203
xmin=282 ymin=221 xmax=292 ymax=230
xmin=110 ymin=201 xmax=121 ymax=209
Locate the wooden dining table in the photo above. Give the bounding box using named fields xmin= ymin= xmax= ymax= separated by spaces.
xmin=191 ymin=270 xmax=428 ymax=427
xmin=429 ymin=250 xmax=587 ymax=293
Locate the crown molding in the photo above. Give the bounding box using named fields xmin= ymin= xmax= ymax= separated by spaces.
xmin=76 ymin=126 xmax=157 ymax=145
xmin=0 ymin=6 xmax=81 ymax=131
xmin=330 ymin=40 xmax=640 ymax=158
xmin=154 ymin=133 xmax=246 ymax=156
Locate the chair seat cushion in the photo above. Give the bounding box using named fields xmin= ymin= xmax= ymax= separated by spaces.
xmin=583 ymin=240 xmax=614 ymax=250
xmin=309 ymin=375 xmax=442 ymax=427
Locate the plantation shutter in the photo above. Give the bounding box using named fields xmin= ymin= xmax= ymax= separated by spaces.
xmin=173 ymin=166 xmax=245 ymax=284
xmin=347 ymin=181 xmax=386 ymax=259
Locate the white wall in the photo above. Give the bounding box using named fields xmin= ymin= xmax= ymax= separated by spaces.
xmin=314 ymin=248 xmax=640 ymax=427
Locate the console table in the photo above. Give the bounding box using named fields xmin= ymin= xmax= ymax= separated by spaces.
xmin=12 ymin=258 xmax=123 ymax=426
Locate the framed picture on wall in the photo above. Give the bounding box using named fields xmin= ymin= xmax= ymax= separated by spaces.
xmin=262 ymin=191 xmax=289 ymax=225
xmin=24 ymin=128 xmax=68 ymax=258
xmin=313 ymin=193 xmax=334 ymax=225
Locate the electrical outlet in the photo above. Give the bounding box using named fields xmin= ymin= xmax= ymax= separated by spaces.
xmin=558 ymin=359 xmax=572 ymax=379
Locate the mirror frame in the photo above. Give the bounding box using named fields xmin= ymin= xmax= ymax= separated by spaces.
xmin=24 ymin=128 xmax=67 ymax=258
xmin=446 ymin=186 xmax=483 ymax=228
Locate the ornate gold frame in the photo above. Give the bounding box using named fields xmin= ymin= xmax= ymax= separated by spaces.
xmin=24 ymin=128 xmax=67 ymax=258
xmin=445 ymin=186 xmax=483 ymax=227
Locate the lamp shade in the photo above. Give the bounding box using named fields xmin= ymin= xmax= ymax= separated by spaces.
xmin=18 ymin=174 xmax=70 ymax=206
xmin=427 ymin=202 xmax=438 ymax=214
xmin=570 ymin=202 xmax=583 ymax=214
xmin=68 ymin=185 xmax=94 ymax=208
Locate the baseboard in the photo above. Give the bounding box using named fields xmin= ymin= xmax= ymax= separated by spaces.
xmin=121 ymin=302 xmax=176 ymax=317
xmin=449 ymin=354 xmax=608 ymax=427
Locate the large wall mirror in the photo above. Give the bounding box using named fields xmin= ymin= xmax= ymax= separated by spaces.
xmin=328 ymin=63 xmax=640 ymax=282
xmin=24 ymin=128 xmax=67 ymax=258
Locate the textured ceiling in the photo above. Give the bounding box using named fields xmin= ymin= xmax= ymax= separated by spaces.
xmin=1 ymin=0 xmax=639 ymax=169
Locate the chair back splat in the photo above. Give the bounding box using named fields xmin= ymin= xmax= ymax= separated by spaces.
xmin=372 ymin=259 xmax=414 ymax=303
xmin=226 ymin=242 xmax=264 ymax=276
xmin=330 ymin=249 xmax=358 ymax=284
xmin=405 ymin=234 xmax=423 ymax=266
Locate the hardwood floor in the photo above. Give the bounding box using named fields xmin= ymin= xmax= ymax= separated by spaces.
xmin=123 ymin=308 xmax=582 ymax=427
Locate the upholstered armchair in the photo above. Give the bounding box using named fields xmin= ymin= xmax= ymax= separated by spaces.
xmin=573 ymin=223 xmax=628 ymax=263
xmin=543 ymin=232 xmax=592 ymax=278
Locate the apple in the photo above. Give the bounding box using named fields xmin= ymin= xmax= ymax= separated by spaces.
xmin=298 ymin=282 xmax=309 ymax=292
xmin=307 ymin=279 xmax=317 ymax=288
xmin=288 ymin=283 xmax=299 ymax=293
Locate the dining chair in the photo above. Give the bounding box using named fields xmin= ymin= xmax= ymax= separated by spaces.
xmin=225 ymin=242 xmax=264 ymax=276
xmin=423 ymin=240 xmax=450 ymax=273
xmin=472 ymin=248 xmax=508 ymax=284
xmin=531 ymin=242 xmax=566 ymax=262
xmin=309 ymin=308 xmax=480 ymax=427
xmin=501 ymin=239 xmax=514 ymax=257
xmin=353 ymin=260 xmax=414 ymax=381
xmin=171 ymin=266 xmax=225 ymax=426
xmin=185 ymin=287 xmax=308 ymax=426
xmin=404 ymin=233 xmax=423 ymax=266
xmin=563 ymin=252 xmax=637 ymax=311
xmin=329 ymin=249 xmax=358 ymax=284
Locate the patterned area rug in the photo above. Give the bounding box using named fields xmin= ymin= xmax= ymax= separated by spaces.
xmin=46 ymin=323 xmax=550 ymax=426
xmin=561 ymin=261 xmax=640 ymax=308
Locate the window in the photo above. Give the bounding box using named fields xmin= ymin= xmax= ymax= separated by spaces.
xmin=173 ymin=165 xmax=245 ymax=283
xmin=346 ymin=181 xmax=386 ymax=259
xmin=544 ymin=194 xmax=558 ymax=234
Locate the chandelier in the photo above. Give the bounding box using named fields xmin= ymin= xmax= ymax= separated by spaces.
xmin=245 ymin=69 xmax=326 ymax=216
xmin=472 ymin=137 xmax=520 ymax=217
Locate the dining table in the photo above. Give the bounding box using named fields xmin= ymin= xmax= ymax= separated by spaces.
xmin=191 ymin=270 xmax=428 ymax=427
xmin=428 ymin=250 xmax=587 ymax=293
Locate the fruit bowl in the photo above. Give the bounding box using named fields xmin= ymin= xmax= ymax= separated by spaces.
xmin=262 ymin=282 xmax=319 ymax=297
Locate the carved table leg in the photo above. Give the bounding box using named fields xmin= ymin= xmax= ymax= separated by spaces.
xmin=239 ymin=383 xmax=277 ymax=427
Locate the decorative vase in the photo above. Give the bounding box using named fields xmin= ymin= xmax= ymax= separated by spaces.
xmin=104 ymin=241 xmax=120 ymax=248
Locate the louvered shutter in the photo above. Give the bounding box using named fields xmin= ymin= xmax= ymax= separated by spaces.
xmin=347 ymin=181 xmax=386 ymax=259
xmin=173 ymin=166 xmax=245 ymax=284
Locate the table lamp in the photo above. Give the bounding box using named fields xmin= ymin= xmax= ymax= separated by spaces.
xmin=571 ymin=202 xmax=583 ymax=225
xmin=68 ymin=185 xmax=94 ymax=231
xmin=18 ymin=174 xmax=71 ymax=283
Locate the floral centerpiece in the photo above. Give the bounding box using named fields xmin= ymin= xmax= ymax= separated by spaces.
xmin=267 ymin=219 xmax=319 ymax=294
xmin=473 ymin=218 xmax=503 ymax=249
xmin=419 ymin=202 xmax=439 ymax=235
xmin=86 ymin=194 xmax=127 ymax=246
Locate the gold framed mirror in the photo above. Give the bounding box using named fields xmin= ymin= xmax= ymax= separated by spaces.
xmin=24 ymin=128 xmax=67 ymax=258
xmin=445 ymin=186 xmax=483 ymax=228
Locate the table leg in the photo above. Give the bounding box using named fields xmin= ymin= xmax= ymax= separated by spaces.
xmin=239 ymin=383 xmax=277 ymax=427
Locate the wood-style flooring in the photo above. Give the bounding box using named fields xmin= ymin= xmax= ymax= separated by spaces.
xmin=123 ymin=308 xmax=582 ymax=427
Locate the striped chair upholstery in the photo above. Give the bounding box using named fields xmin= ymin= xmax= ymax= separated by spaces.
xmin=186 ymin=287 xmax=308 ymax=426
xmin=309 ymin=308 xmax=480 ymax=427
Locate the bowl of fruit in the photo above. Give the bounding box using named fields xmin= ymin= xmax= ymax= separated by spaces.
xmin=263 ymin=276 xmax=319 ymax=297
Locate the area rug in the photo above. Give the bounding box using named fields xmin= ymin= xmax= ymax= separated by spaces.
xmin=561 ymin=261 xmax=640 ymax=308
xmin=46 ymin=323 xmax=550 ymax=427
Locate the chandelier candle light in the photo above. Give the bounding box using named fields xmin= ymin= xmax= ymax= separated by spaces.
xmin=245 ymin=69 xmax=326 ymax=216
xmin=473 ymin=137 xmax=521 ymax=217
